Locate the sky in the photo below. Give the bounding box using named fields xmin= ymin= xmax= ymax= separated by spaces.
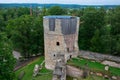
xmin=0 ymin=0 xmax=120 ymax=5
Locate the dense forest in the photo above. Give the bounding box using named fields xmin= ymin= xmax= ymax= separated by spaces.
xmin=1 ymin=6 xmax=120 ymax=56
xmin=0 ymin=6 xmax=120 ymax=79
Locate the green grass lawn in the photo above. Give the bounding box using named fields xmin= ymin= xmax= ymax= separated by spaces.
xmin=67 ymin=57 xmax=120 ymax=76
xmin=15 ymin=56 xmax=120 ymax=80
xmin=15 ymin=56 xmax=52 ymax=80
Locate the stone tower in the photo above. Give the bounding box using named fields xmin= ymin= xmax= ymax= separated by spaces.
xmin=43 ymin=16 xmax=80 ymax=70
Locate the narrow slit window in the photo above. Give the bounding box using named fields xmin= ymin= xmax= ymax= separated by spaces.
xmin=67 ymin=48 xmax=69 ymax=52
xmin=73 ymin=46 xmax=75 ymax=51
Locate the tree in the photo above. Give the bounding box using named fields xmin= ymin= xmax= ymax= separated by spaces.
xmin=0 ymin=7 xmax=30 ymax=21
xmin=100 ymin=25 xmax=111 ymax=54
xmin=90 ymin=29 xmax=102 ymax=52
xmin=7 ymin=15 xmax=44 ymax=58
xmin=116 ymin=37 xmax=120 ymax=56
xmin=0 ymin=15 xmax=5 ymax=32
xmin=16 ymin=7 xmax=30 ymax=17
xmin=110 ymin=7 xmax=120 ymax=35
xmin=48 ymin=6 xmax=67 ymax=15
xmin=0 ymin=33 xmax=16 ymax=80
xmin=69 ymin=9 xmax=83 ymax=17
xmin=109 ymin=7 xmax=120 ymax=56
xmin=41 ymin=6 xmax=48 ymax=16
xmin=79 ymin=7 xmax=105 ymax=51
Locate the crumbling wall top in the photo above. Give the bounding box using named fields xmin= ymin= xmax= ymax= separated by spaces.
xmin=43 ymin=15 xmax=79 ymax=19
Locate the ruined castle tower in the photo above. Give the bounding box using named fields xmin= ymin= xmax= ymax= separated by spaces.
xmin=43 ymin=16 xmax=80 ymax=70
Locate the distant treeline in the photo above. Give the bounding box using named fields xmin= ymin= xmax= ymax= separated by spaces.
xmin=0 ymin=3 xmax=119 ymax=9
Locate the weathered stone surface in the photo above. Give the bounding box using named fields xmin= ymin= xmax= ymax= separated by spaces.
xmin=43 ymin=16 xmax=79 ymax=70
xmin=66 ymin=65 xmax=83 ymax=78
xmin=102 ymin=61 xmax=120 ymax=68
xmin=117 ymin=76 xmax=120 ymax=80
xmin=112 ymin=76 xmax=117 ymax=80
xmin=104 ymin=75 xmax=109 ymax=79
xmin=96 ymin=73 xmax=103 ymax=76
xmin=90 ymin=72 xmax=94 ymax=75
xmin=33 ymin=64 xmax=39 ymax=77
xmin=13 ymin=51 xmax=21 ymax=60
xmin=73 ymin=78 xmax=77 ymax=80
xmin=104 ymin=65 xmax=109 ymax=71
xmin=79 ymin=50 xmax=120 ymax=68
xmin=52 ymin=56 xmax=66 ymax=80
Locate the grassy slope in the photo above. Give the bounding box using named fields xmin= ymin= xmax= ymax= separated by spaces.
xmin=67 ymin=57 xmax=120 ymax=76
xmin=15 ymin=56 xmax=52 ymax=80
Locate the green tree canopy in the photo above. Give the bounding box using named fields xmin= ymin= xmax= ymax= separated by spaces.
xmin=6 ymin=15 xmax=44 ymax=58
xmin=110 ymin=7 xmax=120 ymax=56
xmin=79 ymin=7 xmax=105 ymax=50
xmin=0 ymin=33 xmax=16 ymax=80
xmin=0 ymin=15 xmax=5 ymax=32
xmin=110 ymin=7 xmax=120 ymax=35
xmin=48 ymin=6 xmax=67 ymax=15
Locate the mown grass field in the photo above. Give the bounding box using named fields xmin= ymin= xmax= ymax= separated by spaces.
xmin=67 ymin=57 xmax=120 ymax=76
xmin=15 ymin=56 xmax=119 ymax=80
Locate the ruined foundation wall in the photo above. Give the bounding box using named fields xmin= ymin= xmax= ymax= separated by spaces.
xmin=79 ymin=50 xmax=120 ymax=68
xmin=66 ymin=65 xmax=84 ymax=78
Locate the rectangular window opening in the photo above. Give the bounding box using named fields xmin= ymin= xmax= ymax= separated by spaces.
xmin=56 ymin=42 xmax=60 ymax=46
xmin=67 ymin=48 xmax=69 ymax=52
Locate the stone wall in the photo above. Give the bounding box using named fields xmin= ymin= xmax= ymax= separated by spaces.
xmin=79 ymin=50 xmax=120 ymax=68
xmin=66 ymin=65 xmax=120 ymax=80
xmin=52 ymin=55 xmax=66 ymax=80
xmin=66 ymin=65 xmax=84 ymax=78
xmin=13 ymin=51 xmax=21 ymax=60
xmin=43 ymin=16 xmax=80 ymax=70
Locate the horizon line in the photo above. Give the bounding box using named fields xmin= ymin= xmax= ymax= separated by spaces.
xmin=0 ymin=3 xmax=120 ymax=6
